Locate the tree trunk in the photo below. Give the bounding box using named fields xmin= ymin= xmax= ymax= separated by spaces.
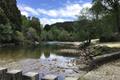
xmin=88 ymin=38 xmax=91 ymax=46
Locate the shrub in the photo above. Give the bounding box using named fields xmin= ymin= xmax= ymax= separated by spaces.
xmin=0 ymin=24 xmax=13 ymax=43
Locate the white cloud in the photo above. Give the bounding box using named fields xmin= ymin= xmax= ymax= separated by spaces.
xmin=37 ymin=3 xmax=88 ymax=18
xmin=21 ymin=11 xmax=29 ymax=17
xmin=18 ymin=4 xmax=39 ymax=16
xmin=82 ymin=3 xmax=92 ymax=8
xmin=37 ymin=9 xmax=58 ymax=17
xmin=62 ymin=4 xmax=82 ymax=17
xmin=18 ymin=2 xmax=92 ymax=25
xmin=24 ymin=6 xmax=39 ymax=15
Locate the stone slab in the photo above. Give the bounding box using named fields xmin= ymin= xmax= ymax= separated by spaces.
xmin=65 ymin=77 xmax=79 ymax=80
xmin=41 ymin=74 xmax=58 ymax=80
xmin=7 ymin=70 xmax=22 ymax=80
xmin=23 ymin=72 xmax=39 ymax=80
xmin=0 ymin=67 xmax=7 ymax=80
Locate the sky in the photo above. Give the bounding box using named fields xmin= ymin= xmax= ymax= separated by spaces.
xmin=17 ymin=0 xmax=92 ymax=25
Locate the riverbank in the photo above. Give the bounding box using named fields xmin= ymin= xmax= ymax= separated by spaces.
xmin=0 ymin=45 xmax=87 ymax=79
xmin=0 ymin=41 xmax=120 ymax=80
xmin=0 ymin=58 xmax=87 ymax=79
xmin=45 ymin=39 xmax=99 ymax=46
xmin=56 ymin=46 xmax=120 ymax=57
xmin=81 ymin=58 xmax=120 ymax=80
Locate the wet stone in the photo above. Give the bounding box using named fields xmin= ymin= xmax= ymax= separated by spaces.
xmin=7 ymin=70 xmax=22 ymax=80
xmin=0 ymin=67 xmax=7 ymax=80
xmin=23 ymin=72 xmax=39 ymax=80
xmin=41 ymin=74 xmax=58 ymax=80
xmin=65 ymin=77 xmax=79 ymax=80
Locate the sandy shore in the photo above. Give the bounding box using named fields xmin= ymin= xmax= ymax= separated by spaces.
xmin=82 ymin=59 xmax=120 ymax=80
xmin=97 ymin=42 xmax=120 ymax=48
xmin=46 ymin=39 xmax=120 ymax=48
xmin=46 ymin=39 xmax=99 ymax=46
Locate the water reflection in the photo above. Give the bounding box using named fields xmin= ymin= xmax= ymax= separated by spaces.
xmin=0 ymin=45 xmax=80 ymax=78
xmin=0 ymin=45 xmax=75 ymax=63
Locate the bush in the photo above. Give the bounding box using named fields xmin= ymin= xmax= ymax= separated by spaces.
xmin=14 ymin=31 xmax=25 ymax=43
xmin=0 ymin=24 xmax=13 ymax=43
xmin=0 ymin=8 xmax=9 ymax=24
xmin=26 ymin=27 xmax=39 ymax=42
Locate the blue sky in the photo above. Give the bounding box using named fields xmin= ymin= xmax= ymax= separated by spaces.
xmin=17 ymin=0 xmax=92 ymax=25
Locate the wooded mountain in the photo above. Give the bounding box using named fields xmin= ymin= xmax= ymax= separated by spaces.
xmin=0 ymin=0 xmax=21 ymax=31
xmin=44 ymin=21 xmax=75 ymax=32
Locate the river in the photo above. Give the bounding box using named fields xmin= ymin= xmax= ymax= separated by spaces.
xmin=0 ymin=44 xmax=86 ymax=79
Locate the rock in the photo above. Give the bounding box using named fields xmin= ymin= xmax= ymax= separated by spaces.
xmin=7 ymin=70 xmax=22 ymax=80
xmin=41 ymin=74 xmax=58 ymax=80
xmin=23 ymin=72 xmax=39 ymax=80
xmin=0 ymin=67 xmax=7 ymax=80
xmin=65 ymin=77 xmax=79 ymax=80
xmin=52 ymin=59 xmax=57 ymax=61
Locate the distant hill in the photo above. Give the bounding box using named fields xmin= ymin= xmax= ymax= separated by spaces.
xmin=44 ymin=21 xmax=75 ymax=32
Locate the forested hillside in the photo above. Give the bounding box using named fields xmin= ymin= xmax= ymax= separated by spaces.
xmin=42 ymin=0 xmax=120 ymax=42
xmin=44 ymin=21 xmax=75 ymax=32
xmin=0 ymin=0 xmax=21 ymax=30
xmin=0 ymin=0 xmax=120 ymax=44
xmin=0 ymin=0 xmax=41 ymax=45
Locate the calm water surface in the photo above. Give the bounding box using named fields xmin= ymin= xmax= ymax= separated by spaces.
xmin=0 ymin=45 xmax=75 ymax=62
xmin=0 ymin=45 xmax=81 ymax=79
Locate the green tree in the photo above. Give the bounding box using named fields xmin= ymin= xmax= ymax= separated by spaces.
xmin=0 ymin=8 xmax=9 ymax=25
xmin=40 ymin=30 xmax=48 ymax=41
xmin=58 ymin=30 xmax=70 ymax=41
xmin=92 ymin=0 xmax=120 ymax=33
xmin=29 ymin=17 xmax=41 ymax=35
xmin=0 ymin=0 xmax=22 ymax=31
xmin=26 ymin=27 xmax=39 ymax=43
xmin=50 ymin=27 xmax=60 ymax=40
xmin=91 ymin=0 xmax=106 ymax=20
xmin=15 ymin=31 xmax=25 ymax=43
xmin=0 ymin=24 xmax=13 ymax=43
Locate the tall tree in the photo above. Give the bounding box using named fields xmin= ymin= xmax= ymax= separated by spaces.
xmin=92 ymin=0 xmax=120 ymax=32
xmin=91 ymin=0 xmax=106 ymax=20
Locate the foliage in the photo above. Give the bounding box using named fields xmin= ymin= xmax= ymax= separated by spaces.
xmin=26 ymin=27 xmax=39 ymax=42
xmin=0 ymin=0 xmax=120 ymax=44
xmin=21 ymin=16 xmax=42 ymax=43
xmin=91 ymin=0 xmax=120 ymax=32
xmin=0 ymin=0 xmax=22 ymax=31
xmin=0 ymin=24 xmax=13 ymax=43
xmin=29 ymin=17 xmax=41 ymax=35
xmin=41 ymin=27 xmax=72 ymax=41
xmin=44 ymin=22 xmax=74 ymax=32
xmin=90 ymin=0 xmax=120 ymax=42
xmin=0 ymin=8 xmax=9 ymax=25
xmin=73 ymin=8 xmax=99 ymax=44
xmin=14 ymin=31 xmax=25 ymax=43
